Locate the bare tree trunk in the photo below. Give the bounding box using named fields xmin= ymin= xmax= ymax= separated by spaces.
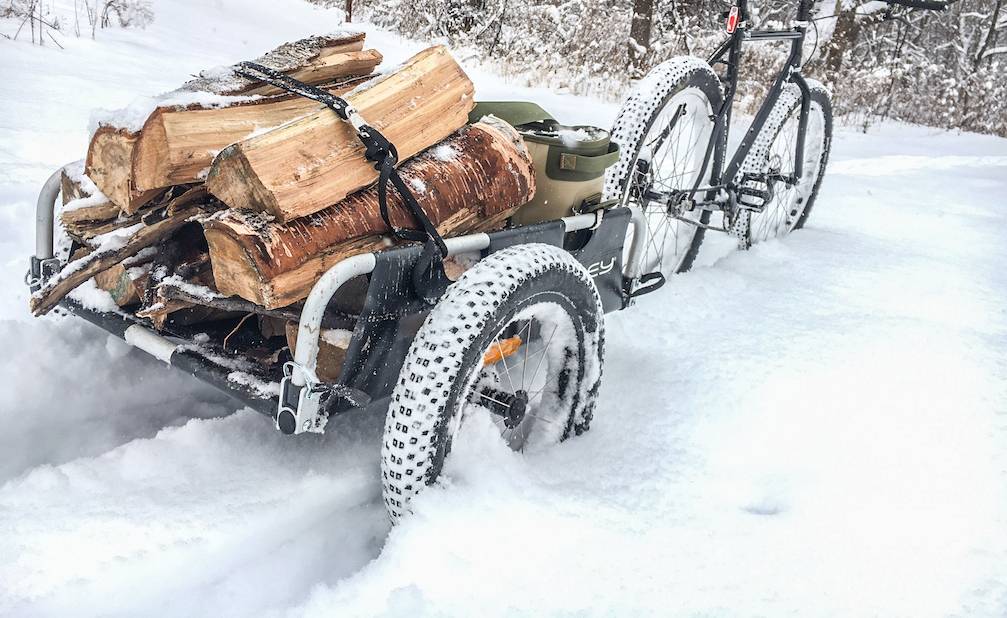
xmin=823 ymin=0 xmax=861 ymax=74
xmin=345 ymin=0 xmax=352 ymax=22
xmin=488 ymin=0 xmax=506 ymax=55
xmin=974 ymin=0 xmax=1003 ymax=67
xmin=630 ymin=0 xmax=654 ymax=76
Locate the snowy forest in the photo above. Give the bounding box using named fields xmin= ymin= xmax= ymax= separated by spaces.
xmin=0 ymin=0 xmax=153 ymax=38
xmin=5 ymin=0 xmax=1005 ymax=135
xmin=353 ymin=0 xmax=1007 ymax=136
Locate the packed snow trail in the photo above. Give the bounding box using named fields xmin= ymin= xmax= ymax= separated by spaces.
xmin=1 ymin=2 xmax=1006 ymax=616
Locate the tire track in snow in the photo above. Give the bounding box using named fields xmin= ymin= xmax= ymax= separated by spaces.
xmin=0 ymin=409 xmax=389 ymax=617
xmin=0 ymin=319 xmax=232 ymax=483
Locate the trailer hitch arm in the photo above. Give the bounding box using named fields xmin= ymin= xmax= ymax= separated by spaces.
xmin=26 ymin=167 xmax=66 ymax=292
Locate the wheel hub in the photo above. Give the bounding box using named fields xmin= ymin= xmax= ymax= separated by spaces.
xmin=478 ymin=387 xmax=529 ymax=428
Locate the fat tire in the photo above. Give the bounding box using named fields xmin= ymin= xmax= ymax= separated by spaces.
xmin=741 ymin=81 xmax=833 ymax=239
xmin=604 ymin=57 xmax=724 ymax=274
xmin=791 ymin=84 xmax=832 ymax=230
xmin=381 ymin=244 xmax=605 ymax=522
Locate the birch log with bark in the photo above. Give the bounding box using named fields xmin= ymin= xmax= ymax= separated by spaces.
xmin=177 ymin=31 xmax=369 ymax=96
xmin=205 ymin=45 xmax=476 ymax=223
xmin=201 ymin=119 xmax=534 ymax=308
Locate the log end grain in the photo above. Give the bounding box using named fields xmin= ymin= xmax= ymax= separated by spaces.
xmin=203 ymin=226 xmax=271 ymax=307
xmin=131 ymin=109 xmax=172 ymax=192
xmin=86 ymin=126 xmax=162 ymax=213
xmin=205 ymin=143 xmax=282 ymax=216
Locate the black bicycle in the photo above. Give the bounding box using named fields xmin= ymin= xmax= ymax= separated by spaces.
xmin=604 ymin=0 xmax=948 ymax=276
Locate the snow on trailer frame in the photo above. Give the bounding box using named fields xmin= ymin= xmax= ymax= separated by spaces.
xmin=28 ymin=165 xmax=652 ymax=436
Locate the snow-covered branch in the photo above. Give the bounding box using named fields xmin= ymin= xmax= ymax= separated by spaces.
xmin=354 ymin=0 xmax=1006 ymax=136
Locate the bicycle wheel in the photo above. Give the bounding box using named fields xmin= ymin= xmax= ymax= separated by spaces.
xmin=746 ymin=82 xmax=833 ymax=244
xmin=605 ymin=57 xmax=723 ymax=276
xmin=381 ymin=244 xmax=604 ymax=522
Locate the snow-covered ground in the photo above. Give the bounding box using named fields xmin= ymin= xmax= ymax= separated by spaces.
xmin=2 ymin=1 xmax=1006 ymax=616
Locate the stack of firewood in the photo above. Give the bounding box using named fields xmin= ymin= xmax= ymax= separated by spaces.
xmin=31 ymin=31 xmax=536 ymax=368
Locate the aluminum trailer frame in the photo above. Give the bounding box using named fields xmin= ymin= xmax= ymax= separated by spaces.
xmin=29 ymin=166 xmax=651 ymax=436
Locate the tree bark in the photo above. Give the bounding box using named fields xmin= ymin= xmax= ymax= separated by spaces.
xmin=824 ymin=0 xmax=861 ymax=74
xmin=630 ymin=0 xmax=654 ymax=76
xmin=973 ymin=0 xmax=1003 ymax=68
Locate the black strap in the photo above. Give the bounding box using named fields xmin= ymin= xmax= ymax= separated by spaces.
xmin=233 ymin=62 xmax=451 ymax=300
xmin=235 ymin=61 xmax=357 ymax=119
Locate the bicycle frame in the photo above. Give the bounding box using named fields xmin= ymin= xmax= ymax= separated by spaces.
xmin=702 ymin=0 xmax=816 ymax=202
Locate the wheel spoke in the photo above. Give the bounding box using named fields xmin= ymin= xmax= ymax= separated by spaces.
xmin=479 ymin=393 xmax=512 ymax=408
xmin=624 ymin=90 xmax=714 ymax=275
xmin=749 ymin=101 xmax=826 ymax=244
xmin=528 ymin=323 xmax=559 ymax=388
xmin=494 ymin=334 xmax=517 ymax=393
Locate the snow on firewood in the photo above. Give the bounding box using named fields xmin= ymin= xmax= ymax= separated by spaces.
xmin=177 ymin=29 xmax=366 ymax=96
xmin=88 ymin=92 xmax=263 ymax=135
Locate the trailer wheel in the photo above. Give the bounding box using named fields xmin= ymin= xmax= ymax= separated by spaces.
xmin=381 ymin=244 xmax=605 ymax=522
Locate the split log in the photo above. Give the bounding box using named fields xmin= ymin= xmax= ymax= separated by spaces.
xmin=30 ymin=204 xmax=210 ymax=316
xmin=59 ymin=165 xmax=153 ymax=305
xmin=58 ymin=168 xmax=121 ymax=239
xmin=57 ymin=173 xmax=181 ymax=244
xmin=58 ymin=166 xmax=105 ymax=207
xmin=176 ymin=31 xmax=368 ymax=96
xmin=240 ymin=50 xmax=382 ymax=96
xmin=61 ymin=205 xmax=121 ymax=234
xmin=206 ymin=45 xmax=476 ymax=223
xmin=86 ymin=77 xmax=370 ymax=214
xmin=65 ymin=212 xmax=144 ymax=244
xmin=137 ymin=301 xmax=232 ymax=331
xmin=134 ymin=272 xmax=231 ymax=330
xmin=132 ymin=221 xmax=216 ymax=325
xmin=61 ymin=169 xmax=88 ymax=204
xmin=63 ymin=186 xmax=204 ymax=244
xmin=85 ymin=30 xmax=379 ymax=214
xmin=129 ymin=81 xmax=367 ymax=199
xmin=201 ymin=119 xmax=535 ymax=308
xmin=150 ymin=280 xmax=346 ymax=329
xmin=84 ymin=128 xmax=165 ymax=212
